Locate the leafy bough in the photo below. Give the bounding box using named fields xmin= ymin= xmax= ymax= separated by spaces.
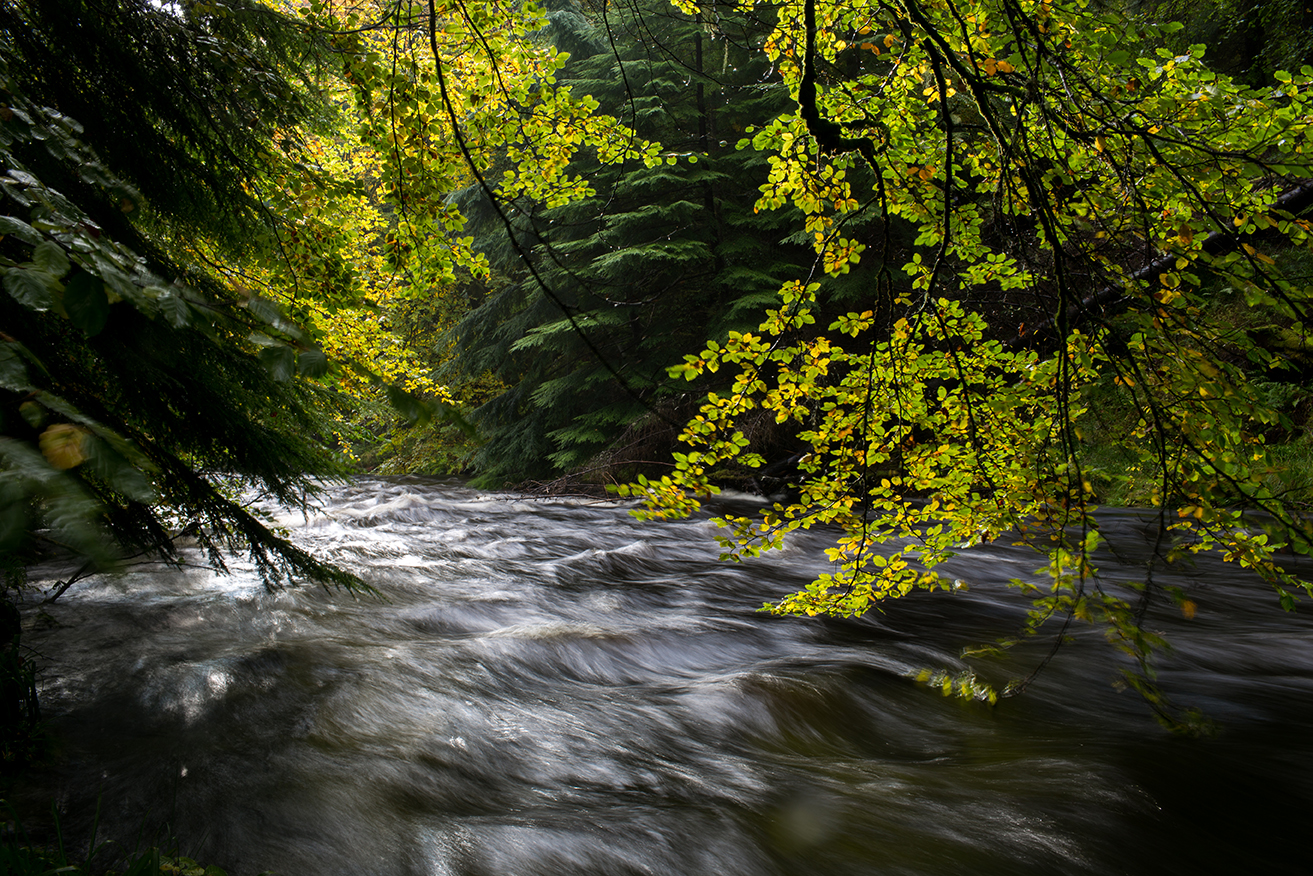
xmin=617 ymin=0 xmax=1313 ymax=730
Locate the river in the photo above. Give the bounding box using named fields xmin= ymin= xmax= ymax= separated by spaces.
xmin=12 ymin=477 xmax=1313 ymax=874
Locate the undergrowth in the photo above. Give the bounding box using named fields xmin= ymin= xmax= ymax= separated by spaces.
xmin=1 ymin=801 xmax=236 ymax=876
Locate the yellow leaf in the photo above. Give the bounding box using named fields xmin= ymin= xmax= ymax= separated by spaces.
xmin=40 ymin=424 xmax=90 ymax=470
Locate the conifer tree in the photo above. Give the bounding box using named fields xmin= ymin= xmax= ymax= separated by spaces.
xmin=0 ymin=0 xmax=362 ymax=593
xmin=448 ymin=0 xmax=824 ymax=486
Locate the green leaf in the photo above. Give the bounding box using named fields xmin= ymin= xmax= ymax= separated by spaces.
xmin=32 ymin=240 xmax=70 ymax=278
xmin=19 ymin=401 xmax=44 ymax=428
xmin=385 ymin=383 xmax=431 ymax=426
xmin=3 ymin=266 xmax=57 ymax=311
xmin=298 ymin=349 xmax=329 ymax=377
xmin=101 ymin=268 xmax=137 ymax=304
xmin=0 ymin=215 xmax=41 ymax=245
xmin=157 ymin=291 xmax=191 ymax=328
xmin=260 ymin=344 xmax=296 ymax=382
xmin=64 ymin=271 xmax=110 ymax=335
xmin=0 ymin=342 xmax=31 ymax=391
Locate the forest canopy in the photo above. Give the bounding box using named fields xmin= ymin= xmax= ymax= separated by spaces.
xmin=613 ymin=0 xmax=1313 ymax=723
xmin=3 ymin=0 xmax=1313 ymax=727
xmin=611 ymin=0 xmax=1313 ymax=721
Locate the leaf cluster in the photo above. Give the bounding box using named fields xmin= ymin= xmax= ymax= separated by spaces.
xmin=0 ymin=4 xmax=364 ymax=592
xmin=623 ymin=0 xmax=1313 ymax=727
xmin=446 ymin=0 xmax=820 ymax=486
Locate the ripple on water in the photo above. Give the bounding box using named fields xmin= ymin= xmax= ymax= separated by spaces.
xmin=15 ymin=480 xmax=1313 ymax=876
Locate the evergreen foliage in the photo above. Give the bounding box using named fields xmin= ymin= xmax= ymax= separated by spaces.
xmin=448 ymin=0 xmax=818 ymax=486
xmin=0 ymin=0 xmax=328 ymax=252
xmin=0 ymin=1 xmax=362 ymax=594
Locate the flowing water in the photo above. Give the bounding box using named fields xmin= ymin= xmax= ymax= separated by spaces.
xmin=12 ymin=477 xmax=1313 ymax=875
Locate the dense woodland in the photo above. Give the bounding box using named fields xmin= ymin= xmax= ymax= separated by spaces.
xmin=4 ymin=0 xmax=1313 ymax=762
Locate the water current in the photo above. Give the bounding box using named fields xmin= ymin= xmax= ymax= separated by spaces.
xmin=13 ymin=477 xmax=1313 ymax=875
